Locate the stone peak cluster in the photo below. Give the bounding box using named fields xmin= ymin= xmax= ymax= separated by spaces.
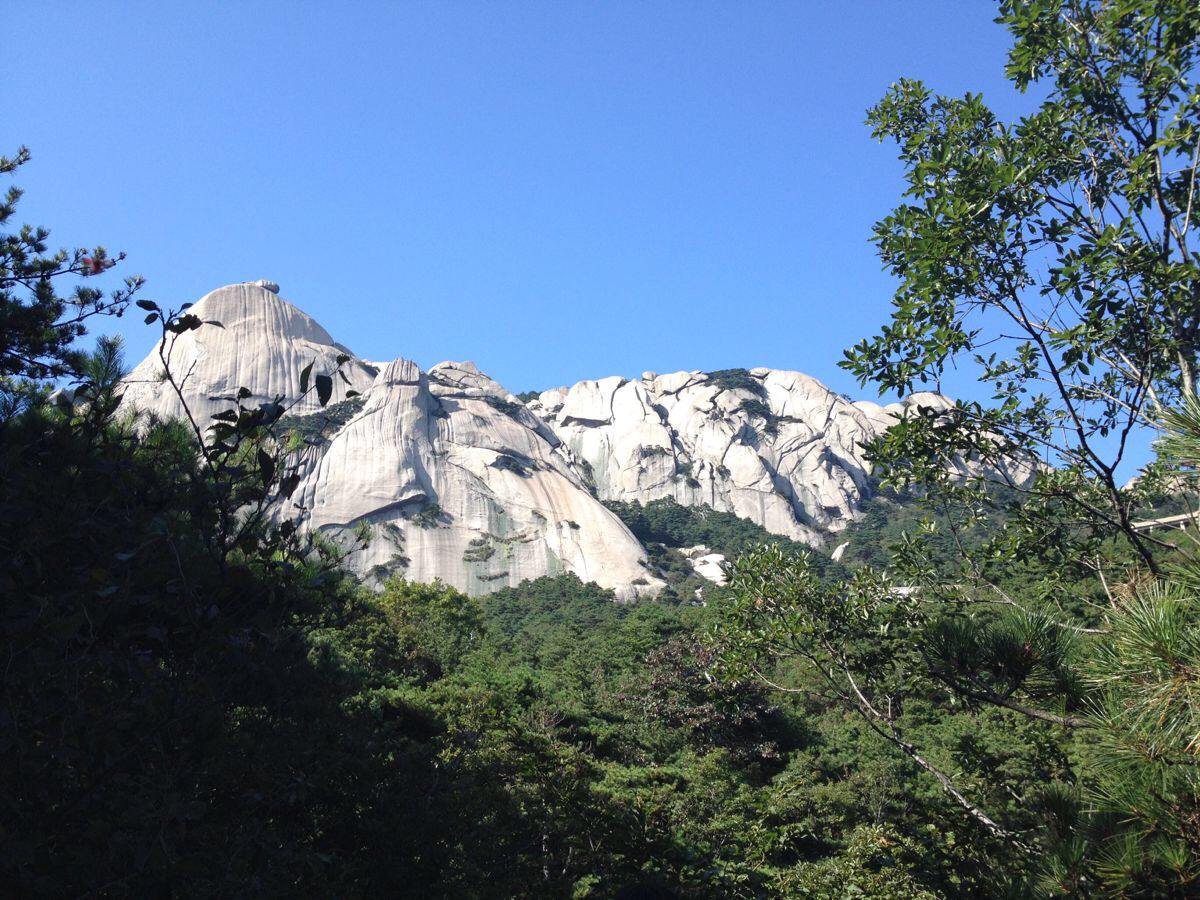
xmin=122 ymin=280 xmax=951 ymax=597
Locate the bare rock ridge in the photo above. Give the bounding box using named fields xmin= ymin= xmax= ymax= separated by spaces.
xmin=530 ymin=371 xmax=891 ymax=545
xmin=123 ymin=282 xmax=661 ymax=599
xmin=123 ymin=280 xmax=378 ymax=424
xmin=120 ymin=281 xmax=974 ymax=596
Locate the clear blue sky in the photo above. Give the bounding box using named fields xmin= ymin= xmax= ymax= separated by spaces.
xmin=10 ymin=1 xmax=1031 ymax=399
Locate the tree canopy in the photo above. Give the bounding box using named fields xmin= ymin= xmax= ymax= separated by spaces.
xmin=716 ymin=3 xmax=1200 ymax=894
xmin=844 ymin=0 xmax=1200 ymax=573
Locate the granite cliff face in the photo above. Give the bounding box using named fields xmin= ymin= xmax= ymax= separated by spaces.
xmin=122 ymin=281 xmax=980 ymax=596
xmin=291 ymin=357 xmax=663 ymax=598
xmin=123 ymin=282 xmax=662 ymax=598
xmin=527 ymin=375 xmax=1036 ymax=548
xmin=529 ymin=371 xmax=898 ymax=546
xmin=122 ymin=280 xmax=378 ymax=424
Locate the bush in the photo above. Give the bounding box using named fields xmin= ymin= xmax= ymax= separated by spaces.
xmin=482 ymin=395 xmax=526 ymax=420
xmin=706 ymin=368 xmax=767 ymax=398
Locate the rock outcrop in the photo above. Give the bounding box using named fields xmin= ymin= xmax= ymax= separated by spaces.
xmin=679 ymin=546 xmax=729 ymax=585
xmin=528 ymin=373 xmax=1036 ymax=548
xmin=122 ymin=282 xmax=661 ymax=598
xmin=291 ymin=357 xmax=663 ymax=598
xmin=122 ymin=281 xmax=378 ymax=425
xmin=122 ymin=280 xmax=1024 ymax=596
xmin=528 ymin=370 xmax=886 ymax=546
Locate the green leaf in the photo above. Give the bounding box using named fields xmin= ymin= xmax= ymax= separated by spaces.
xmin=299 ymin=360 xmax=314 ymax=395
xmin=315 ymin=374 xmax=333 ymax=407
xmin=279 ymin=472 xmax=302 ymax=498
xmin=257 ymin=447 xmax=276 ymax=486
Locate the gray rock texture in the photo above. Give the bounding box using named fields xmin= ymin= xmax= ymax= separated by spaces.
xmin=528 ymin=371 xmax=1036 ymax=548
xmin=528 ymin=369 xmax=887 ymax=546
xmin=121 ymin=281 xmax=378 ymax=425
xmin=122 ymin=281 xmax=1025 ymax=595
xmin=291 ymin=357 xmax=663 ymax=599
xmin=123 ymin=282 xmax=660 ymax=598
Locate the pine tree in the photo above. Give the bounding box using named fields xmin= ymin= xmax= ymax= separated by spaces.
xmin=0 ymin=146 xmax=142 ymax=383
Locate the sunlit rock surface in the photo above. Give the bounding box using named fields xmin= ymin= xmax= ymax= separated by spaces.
xmin=679 ymin=546 xmax=729 ymax=585
xmin=123 ymin=281 xmax=1025 ymax=595
xmin=528 ymin=371 xmax=1035 ymax=548
xmin=291 ymin=357 xmax=663 ymax=599
xmin=528 ymin=369 xmax=886 ymax=546
xmin=122 ymin=281 xmax=377 ymax=425
xmin=123 ymin=282 xmax=661 ymax=598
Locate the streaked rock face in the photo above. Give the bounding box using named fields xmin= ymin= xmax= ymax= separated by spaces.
xmin=122 ymin=281 xmax=377 ymax=425
xmin=527 ymin=370 xmax=886 ymax=546
xmin=122 ymin=280 xmax=1014 ymax=596
xmin=292 ymin=357 xmax=663 ymax=599
xmin=122 ymin=282 xmax=661 ymax=598
xmin=527 ymin=374 xmax=1036 ymax=549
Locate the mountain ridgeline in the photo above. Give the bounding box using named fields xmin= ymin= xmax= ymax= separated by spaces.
xmin=122 ymin=280 xmax=978 ymax=596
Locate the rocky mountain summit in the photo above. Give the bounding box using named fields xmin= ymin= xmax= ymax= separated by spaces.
xmin=528 ymin=371 xmax=929 ymax=546
xmin=123 ymin=280 xmax=378 ymax=424
xmin=122 ymin=281 xmax=965 ymax=596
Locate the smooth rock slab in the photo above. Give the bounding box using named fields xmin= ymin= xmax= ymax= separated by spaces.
xmin=122 ymin=283 xmax=662 ymax=598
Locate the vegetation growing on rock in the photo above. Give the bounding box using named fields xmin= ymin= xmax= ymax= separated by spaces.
xmin=705 ymin=367 xmax=766 ymax=397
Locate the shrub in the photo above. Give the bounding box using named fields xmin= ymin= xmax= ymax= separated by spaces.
xmin=482 ymin=395 xmax=526 ymax=420
xmin=463 ymin=536 xmax=496 ymax=562
xmin=491 ymin=453 xmax=533 ymax=476
xmin=706 ymin=368 xmax=767 ymax=398
xmin=284 ymin=395 xmax=366 ymax=444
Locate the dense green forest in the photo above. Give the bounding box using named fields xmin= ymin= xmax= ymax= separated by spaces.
xmin=4 ymin=2 xmax=1200 ymax=897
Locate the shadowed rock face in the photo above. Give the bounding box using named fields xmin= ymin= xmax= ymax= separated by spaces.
xmin=122 ymin=281 xmax=1016 ymax=596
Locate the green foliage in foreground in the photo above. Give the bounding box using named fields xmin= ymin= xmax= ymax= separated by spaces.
xmin=317 ymin=573 xmax=1010 ymax=897
xmin=3 ymin=390 xmax=1013 ymax=898
xmin=711 ymin=3 xmax=1200 ymax=896
xmin=0 ymin=401 xmax=386 ymax=895
xmin=0 ymin=147 xmax=142 ymax=384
